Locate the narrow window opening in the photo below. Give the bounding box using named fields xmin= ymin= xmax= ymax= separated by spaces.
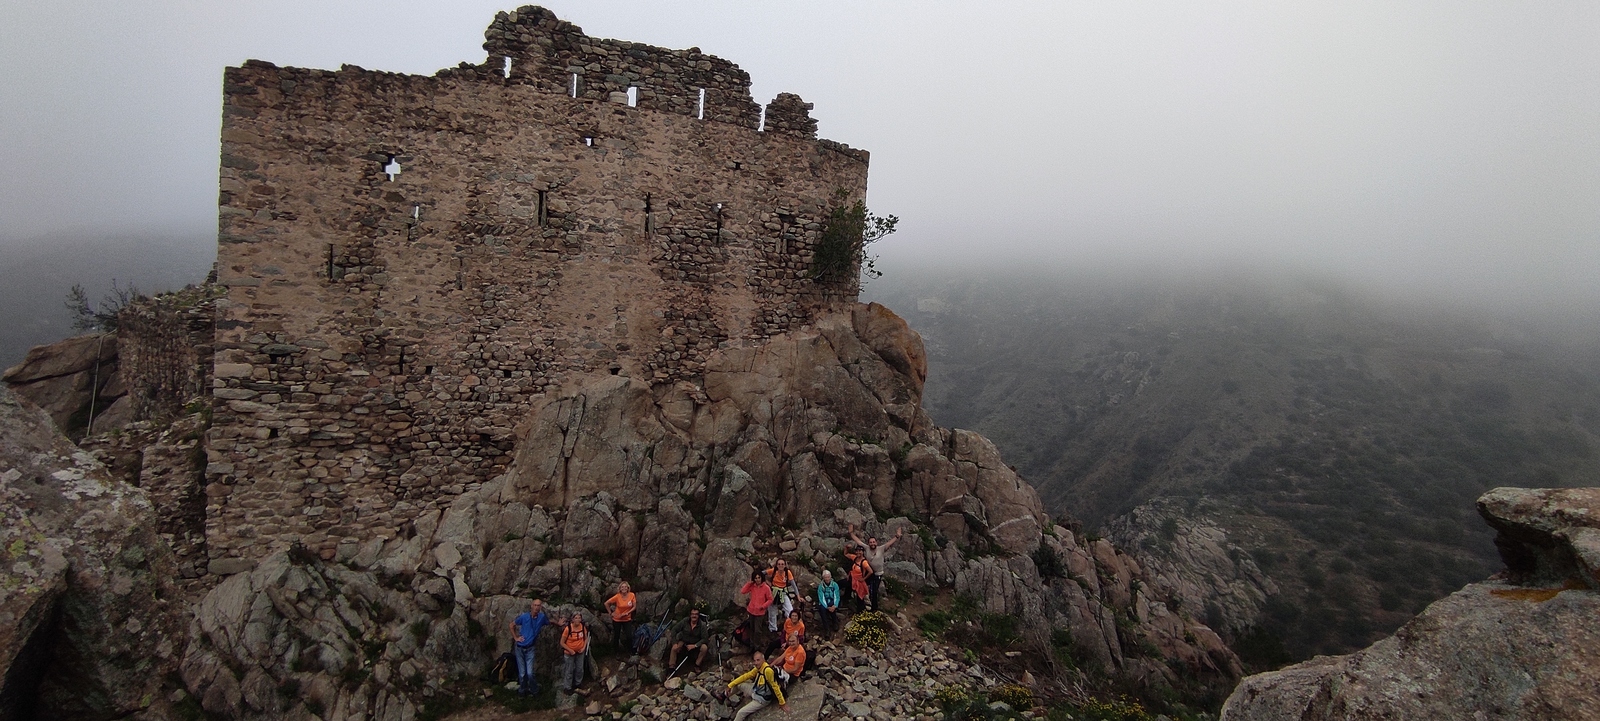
xmin=757 ymin=107 xmax=766 ymax=132
xmin=383 ymin=156 xmax=402 ymax=181
xmin=456 ymin=258 xmax=464 ymax=290
xmin=697 ymin=88 xmax=706 ymax=119
xmin=501 ymin=369 xmax=510 ymax=378
xmin=267 ymin=428 xmax=278 ymax=439
xmin=714 ymin=202 xmax=724 ymax=241
xmin=584 ymin=136 xmax=594 ymax=146
xmin=626 ymin=86 xmax=638 ymax=107
xmin=326 ymin=243 xmax=335 ymax=281
xmin=570 ymin=73 xmax=579 ymax=98
xmin=644 ymin=194 xmax=654 ymax=236
xmin=412 ymin=205 xmax=421 ymax=220
xmin=536 ymin=190 xmax=548 ymax=226
xmin=424 ymin=365 xmax=434 ymax=375
xmin=397 ymin=346 xmax=406 ymax=374
xmin=502 ymin=56 xmax=512 ymax=79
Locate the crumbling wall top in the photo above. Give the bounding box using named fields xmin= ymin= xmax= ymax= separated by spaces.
xmin=479 ymin=5 xmax=769 ymax=128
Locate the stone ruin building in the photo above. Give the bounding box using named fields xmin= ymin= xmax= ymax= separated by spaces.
xmin=195 ymin=6 xmax=872 ymax=570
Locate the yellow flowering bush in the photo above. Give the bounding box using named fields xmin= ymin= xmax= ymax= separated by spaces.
xmin=843 ymin=610 xmax=890 ymax=650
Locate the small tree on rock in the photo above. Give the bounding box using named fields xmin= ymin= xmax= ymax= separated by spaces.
xmin=66 ymin=279 xmax=142 ymax=332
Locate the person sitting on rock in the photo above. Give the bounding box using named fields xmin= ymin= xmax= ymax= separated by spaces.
xmin=669 ymin=607 xmax=712 ymax=671
xmin=850 ymin=523 xmax=903 ymax=611
xmin=739 ymin=570 xmax=774 ymax=652
xmin=605 ymin=581 xmax=638 ymax=656
xmin=776 ymin=632 xmax=807 ymax=689
xmin=782 ymin=608 xmax=806 ymax=646
xmin=763 ymin=558 xmax=798 ymax=633
xmin=725 ymin=651 xmax=788 ymax=720
xmin=559 ymin=612 xmax=590 ymax=694
xmin=845 ymin=546 xmax=874 ymax=612
xmin=815 ymin=570 xmax=841 ymax=637
xmin=509 ymin=598 xmax=551 ymax=696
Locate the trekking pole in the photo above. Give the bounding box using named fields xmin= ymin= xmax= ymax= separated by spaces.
xmin=665 ymin=653 xmax=691 ymax=682
xmin=644 ymin=604 xmax=673 ymax=657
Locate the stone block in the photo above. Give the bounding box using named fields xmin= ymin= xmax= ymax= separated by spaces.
xmin=207 ymin=557 xmax=256 ymax=576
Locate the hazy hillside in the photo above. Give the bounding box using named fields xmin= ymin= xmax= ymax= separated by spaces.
xmin=867 ymin=266 xmax=1600 ymax=665
xmin=0 ymin=235 xmax=214 ymax=367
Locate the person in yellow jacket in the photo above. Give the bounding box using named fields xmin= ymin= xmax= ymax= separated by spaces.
xmin=726 ymin=651 xmax=788 ymax=720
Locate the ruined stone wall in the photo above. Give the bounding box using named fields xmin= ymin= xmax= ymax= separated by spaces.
xmin=206 ymin=7 xmax=870 ymax=562
xmin=119 ymin=286 xmax=218 ymax=422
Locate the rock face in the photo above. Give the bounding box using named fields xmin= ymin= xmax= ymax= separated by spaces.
xmin=1107 ymin=498 xmax=1278 ymax=635
xmin=1220 ymin=486 xmax=1600 ymax=720
xmin=170 ymin=303 xmax=1238 ymax=719
xmin=2 ymin=332 xmax=127 ymax=437
xmin=0 ymin=386 xmax=183 ymax=720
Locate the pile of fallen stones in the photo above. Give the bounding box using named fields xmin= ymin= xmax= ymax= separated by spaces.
xmin=578 ymin=632 xmax=1021 ymax=721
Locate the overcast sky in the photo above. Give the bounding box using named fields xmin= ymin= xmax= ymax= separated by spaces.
xmin=3 ymin=1 xmax=1597 ymax=315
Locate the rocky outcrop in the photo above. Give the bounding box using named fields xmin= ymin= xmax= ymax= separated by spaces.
xmin=0 ymin=386 xmax=184 ymax=720
xmin=175 ymin=303 xmax=1239 ymax=718
xmin=2 ymin=332 xmax=128 ymax=436
xmin=1220 ymin=486 xmax=1600 ymax=720
xmin=1107 ymin=498 xmax=1279 ymax=635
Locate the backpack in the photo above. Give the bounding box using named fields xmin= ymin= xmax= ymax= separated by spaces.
xmin=752 ymin=668 xmax=778 ymax=702
xmin=491 ymin=652 xmax=515 ymax=683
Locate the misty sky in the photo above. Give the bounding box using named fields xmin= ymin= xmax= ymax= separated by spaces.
xmin=3 ymin=1 xmax=1597 ymax=315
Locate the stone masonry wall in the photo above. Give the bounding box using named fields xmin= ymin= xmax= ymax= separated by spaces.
xmin=206 ymin=6 xmax=870 ymax=564
xmin=119 ymin=286 xmax=218 ymax=422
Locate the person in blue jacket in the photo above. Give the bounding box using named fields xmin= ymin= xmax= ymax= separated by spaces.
xmin=510 ymin=598 xmax=552 ymax=696
xmin=816 ymin=570 xmax=842 ymax=638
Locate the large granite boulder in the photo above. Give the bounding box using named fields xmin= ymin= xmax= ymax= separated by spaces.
xmin=2 ymin=332 xmax=125 ymax=435
xmin=0 ymin=385 xmax=183 ymax=720
xmin=1221 ymin=486 xmax=1600 ymax=720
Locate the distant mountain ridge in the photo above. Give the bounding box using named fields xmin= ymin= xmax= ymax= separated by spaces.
xmin=866 ymin=267 xmax=1600 ymax=665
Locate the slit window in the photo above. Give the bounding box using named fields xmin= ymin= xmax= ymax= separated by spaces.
xmin=383 ymin=156 xmax=402 ymax=181
xmin=757 ymin=106 xmax=766 ymax=132
xmin=570 ymin=73 xmax=579 ymax=97
xmin=644 ymin=194 xmax=654 ymax=235
xmin=536 ymin=190 xmax=548 ymax=226
xmin=584 ymin=136 xmax=594 ymax=146
xmin=697 ymin=88 xmax=706 ymax=119
xmin=626 ymin=86 xmax=638 ymax=107
xmin=502 ymin=56 xmax=512 ymax=79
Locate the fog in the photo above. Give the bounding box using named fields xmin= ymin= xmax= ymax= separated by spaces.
xmin=3 ymin=1 xmax=1598 ymax=320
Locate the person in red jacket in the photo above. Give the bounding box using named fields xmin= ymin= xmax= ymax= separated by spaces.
xmin=739 ymin=570 xmax=774 ymax=652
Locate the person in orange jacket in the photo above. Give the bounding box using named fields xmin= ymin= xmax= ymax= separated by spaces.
xmin=782 ymin=609 xmax=806 ymax=646
xmin=776 ymin=631 xmax=807 ymax=688
xmin=846 ymin=546 xmax=874 ymax=612
xmin=605 ymin=581 xmax=639 ymax=655
xmin=559 ymin=612 xmax=590 ymax=693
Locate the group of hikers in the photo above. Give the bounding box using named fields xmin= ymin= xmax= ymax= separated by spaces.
xmin=505 ymin=524 xmax=902 ymax=719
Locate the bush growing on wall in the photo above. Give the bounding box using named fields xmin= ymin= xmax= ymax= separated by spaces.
xmin=811 ymin=189 xmax=897 ymax=286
